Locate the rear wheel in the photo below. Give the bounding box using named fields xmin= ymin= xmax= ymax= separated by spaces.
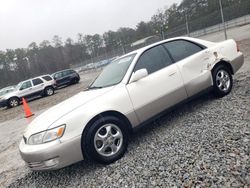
xmin=212 ymin=65 xmax=233 ymax=97
xmin=82 ymin=116 xmax=128 ymax=164
xmin=71 ymin=77 xmax=79 ymax=84
xmin=8 ymin=97 xmax=20 ymax=108
xmin=44 ymin=87 xmax=54 ymax=96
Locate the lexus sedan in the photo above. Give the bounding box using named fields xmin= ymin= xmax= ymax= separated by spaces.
xmin=19 ymin=37 xmax=244 ymax=170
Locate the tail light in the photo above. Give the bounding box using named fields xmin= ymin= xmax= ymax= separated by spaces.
xmin=236 ymin=42 xmax=240 ymax=52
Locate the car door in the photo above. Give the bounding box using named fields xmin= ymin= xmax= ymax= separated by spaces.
xmin=19 ymin=80 xmax=33 ymax=98
xmin=63 ymin=70 xmax=71 ymax=84
xmin=32 ymin=78 xmax=44 ymax=95
xmin=163 ymin=39 xmax=212 ymax=97
xmin=126 ymin=45 xmax=187 ymax=123
xmin=54 ymin=72 xmax=64 ymax=86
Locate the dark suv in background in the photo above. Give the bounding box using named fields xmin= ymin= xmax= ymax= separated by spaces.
xmin=52 ymin=69 xmax=80 ymax=88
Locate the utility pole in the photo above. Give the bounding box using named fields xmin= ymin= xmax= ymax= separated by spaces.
xmin=161 ymin=27 xmax=165 ymax=40
xmin=185 ymin=12 xmax=190 ymax=37
xmin=219 ymin=0 xmax=227 ymax=40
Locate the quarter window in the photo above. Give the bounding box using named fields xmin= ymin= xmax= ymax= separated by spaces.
xmin=42 ymin=76 xmax=53 ymax=81
xmin=32 ymin=78 xmax=44 ymax=86
xmin=134 ymin=45 xmax=172 ymax=74
xmin=163 ymin=40 xmax=203 ymax=62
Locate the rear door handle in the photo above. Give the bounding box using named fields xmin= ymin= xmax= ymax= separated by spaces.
xmin=168 ymin=72 xmax=177 ymax=76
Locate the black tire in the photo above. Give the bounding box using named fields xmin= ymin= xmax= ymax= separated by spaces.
xmin=212 ymin=65 xmax=233 ymax=98
xmin=71 ymin=77 xmax=79 ymax=84
xmin=44 ymin=86 xmax=54 ymax=96
xmin=82 ymin=116 xmax=129 ymax=164
xmin=8 ymin=97 xmax=20 ymax=108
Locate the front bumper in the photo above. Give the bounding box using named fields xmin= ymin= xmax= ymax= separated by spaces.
xmin=230 ymin=52 xmax=244 ymax=73
xmin=19 ymin=136 xmax=83 ymax=171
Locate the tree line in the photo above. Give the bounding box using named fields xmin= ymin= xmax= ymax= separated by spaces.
xmin=0 ymin=0 xmax=249 ymax=88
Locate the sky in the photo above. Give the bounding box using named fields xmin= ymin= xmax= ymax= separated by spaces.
xmin=0 ymin=0 xmax=181 ymax=50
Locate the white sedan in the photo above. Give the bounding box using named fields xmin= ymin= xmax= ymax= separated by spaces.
xmin=19 ymin=37 xmax=244 ymax=170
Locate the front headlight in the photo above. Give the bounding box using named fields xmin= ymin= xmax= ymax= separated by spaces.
xmin=28 ymin=125 xmax=66 ymax=145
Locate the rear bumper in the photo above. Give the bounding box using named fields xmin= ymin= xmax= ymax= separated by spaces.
xmin=230 ymin=53 xmax=244 ymax=73
xmin=19 ymin=136 xmax=83 ymax=171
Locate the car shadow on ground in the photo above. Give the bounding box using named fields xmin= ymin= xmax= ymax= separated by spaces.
xmin=7 ymin=91 xmax=217 ymax=187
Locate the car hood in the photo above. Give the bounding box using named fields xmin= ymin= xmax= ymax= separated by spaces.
xmin=24 ymin=86 xmax=114 ymax=137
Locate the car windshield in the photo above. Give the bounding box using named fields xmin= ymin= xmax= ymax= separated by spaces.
xmin=16 ymin=82 xmax=23 ymax=90
xmin=89 ymin=54 xmax=136 ymax=89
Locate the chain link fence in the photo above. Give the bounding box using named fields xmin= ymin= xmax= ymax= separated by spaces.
xmin=73 ymin=15 xmax=250 ymax=73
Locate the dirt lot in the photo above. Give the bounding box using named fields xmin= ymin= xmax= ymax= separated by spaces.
xmin=0 ymin=70 xmax=101 ymax=123
xmin=0 ymin=37 xmax=249 ymax=187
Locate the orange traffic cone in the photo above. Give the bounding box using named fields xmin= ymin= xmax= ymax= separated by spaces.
xmin=22 ymin=98 xmax=34 ymax=118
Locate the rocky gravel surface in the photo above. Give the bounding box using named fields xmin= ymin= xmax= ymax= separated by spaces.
xmin=6 ymin=71 xmax=250 ymax=187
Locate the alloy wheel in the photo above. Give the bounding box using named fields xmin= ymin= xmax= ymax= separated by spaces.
xmin=94 ymin=124 xmax=123 ymax=157
xmin=216 ymin=70 xmax=231 ymax=92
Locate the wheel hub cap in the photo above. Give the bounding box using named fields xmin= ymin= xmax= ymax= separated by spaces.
xmin=216 ymin=70 xmax=231 ymax=92
xmin=94 ymin=124 xmax=123 ymax=157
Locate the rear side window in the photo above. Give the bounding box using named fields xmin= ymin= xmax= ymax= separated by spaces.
xmin=42 ymin=76 xmax=53 ymax=81
xmin=32 ymin=78 xmax=44 ymax=86
xmin=163 ymin=40 xmax=203 ymax=62
xmin=134 ymin=45 xmax=172 ymax=74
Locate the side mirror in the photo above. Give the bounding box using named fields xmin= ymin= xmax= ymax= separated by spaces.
xmin=130 ymin=69 xmax=148 ymax=83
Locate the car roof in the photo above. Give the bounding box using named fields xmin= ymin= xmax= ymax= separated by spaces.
xmin=19 ymin=74 xmax=53 ymax=83
xmin=52 ymin=69 xmax=74 ymax=75
xmin=118 ymin=36 xmax=215 ymax=59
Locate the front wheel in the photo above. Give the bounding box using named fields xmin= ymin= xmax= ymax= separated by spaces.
xmin=8 ymin=97 xmax=20 ymax=108
xmin=82 ymin=116 xmax=128 ymax=164
xmin=212 ymin=65 xmax=233 ymax=97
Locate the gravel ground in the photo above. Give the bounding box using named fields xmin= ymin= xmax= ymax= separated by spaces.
xmin=1 ymin=38 xmax=250 ymax=187
xmin=6 ymin=71 xmax=250 ymax=188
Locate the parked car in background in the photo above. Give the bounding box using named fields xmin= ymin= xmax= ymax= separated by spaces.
xmin=0 ymin=75 xmax=56 ymax=108
xmin=52 ymin=69 xmax=80 ymax=88
xmin=19 ymin=37 xmax=243 ymax=170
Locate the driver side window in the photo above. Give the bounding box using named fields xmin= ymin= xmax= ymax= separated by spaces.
xmin=134 ymin=45 xmax=172 ymax=75
xmin=20 ymin=81 xmax=32 ymax=90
